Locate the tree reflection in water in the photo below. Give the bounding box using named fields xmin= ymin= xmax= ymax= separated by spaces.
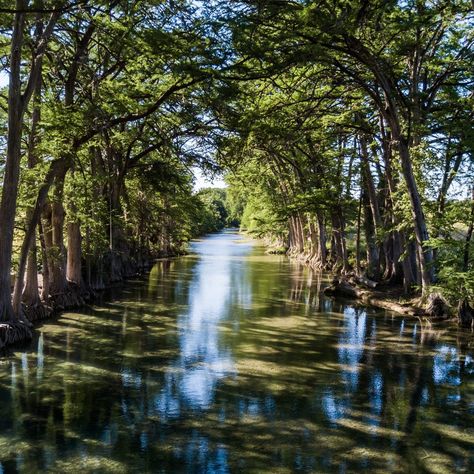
xmin=0 ymin=230 xmax=472 ymax=473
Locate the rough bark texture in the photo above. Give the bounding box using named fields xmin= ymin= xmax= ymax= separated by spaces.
xmin=0 ymin=4 xmax=26 ymax=322
xmin=67 ymin=220 xmax=82 ymax=285
xmin=394 ymin=131 xmax=434 ymax=294
xmin=49 ymin=199 xmax=67 ymax=297
xmin=13 ymin=157 xmax=71 ymax=313
xmin=22 ymin=234 xmax=41 ymax=307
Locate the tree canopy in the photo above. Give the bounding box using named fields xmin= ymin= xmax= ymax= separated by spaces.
xmin=0 ymin=0 xmax=472 ymax=334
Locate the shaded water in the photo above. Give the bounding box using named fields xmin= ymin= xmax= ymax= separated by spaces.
xmin=1 ymin=230 xmax=473 ymax=473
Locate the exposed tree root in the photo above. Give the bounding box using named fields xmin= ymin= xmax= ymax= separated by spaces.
xmin=324 ymin=276 xmax=426 ymax=317
xmin=49 ymin=283 xmax=87 ymax=311
xmin=0 ymin=257 xmax=156 ymax=350
xmin=288 ymin=250 xmax=328 ymax=271
xmin=22 ymin=302 xmax=53 ymax=322
xmin=0 ymin=321 xmax=32 ymax=349
xmin=287 ymin=250 xmax=466 ymax=324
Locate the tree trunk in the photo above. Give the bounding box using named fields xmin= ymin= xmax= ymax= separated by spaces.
xmin=397 ymin=136 xmax=434 ymax=294
xmin=22 ymin=233 xmax=41 ymax=307
xmin=463 ymin=187 xmax=474 ymax=272
xmin=316 ymin=212 xmax=326 ymax=267
xmin=356 ymin=193 xmax=362 ymax=274
xmin=360 ymin=135 xmax=382 ymax=231
xmin=379 ymin=120 xmax=415 ymax=290
xmin=12 ymin=157 xmax=71 ymax=313
xmin=66 ymin=220 xmax=82 ymax=285
xmin=108 ymin=176 xmax=130 ymax=281
xmin=38 ymin=219 xmax=50 ymax=301
xmin=331 ymin=208 xmax=349 ymax=273
xmin=49 ymin=199 xmax=67 ymax=296
xmin=17 ymin=65 xmax=42 ymax=312
xmin=360 ymin=135 xmax=381 ymax=280
xmin=0 ymin=4 xmax=27 ymax=321
xmin=296 ymin=213 xmax=305 ymax=254
xmin=362 ymin=187 xmax=380 ymax=280
xmin=42 ymin=203 xmax=53 ymax=293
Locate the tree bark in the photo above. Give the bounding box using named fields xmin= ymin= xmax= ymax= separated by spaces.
xmin=38 ymin=219 xmax=50 ymax=301
xmin=463 ymin=187 xmax=474 ymax=272
xmin=66 ymin=220 xmax=82 ymax=285
xmin=0 ymin=3 xmax=27 ymax=321
xmin=360 ymin=135 xmax=381 ymax=280
xmin=397 ymin=136 xmax=434 ymax=293
xmin=12 ymin=157 xmax=71 ymax=313
xmin=19 ymin=56 xmax=42 ymax=310
xmin=49 ymin=197 xmax=67 ymax=296
xmin=316 ymin=212 xmax=326 ymax=267
xmin=3 ymin=4 xmax=59 ymax=319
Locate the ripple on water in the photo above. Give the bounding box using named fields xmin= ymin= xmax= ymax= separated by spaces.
xmin=0 ymin=231 xmax=473 ymax=473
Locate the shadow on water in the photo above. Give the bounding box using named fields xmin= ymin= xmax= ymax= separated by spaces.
xmin=0 ymin=229 xmax=473 ymax=473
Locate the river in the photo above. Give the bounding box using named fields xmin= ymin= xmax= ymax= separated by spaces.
xmin=0 ymin=230 xmax=473 ymax=473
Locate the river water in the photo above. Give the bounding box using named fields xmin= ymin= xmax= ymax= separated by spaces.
xmin=0 ymin=230 xmax=473 ymax=473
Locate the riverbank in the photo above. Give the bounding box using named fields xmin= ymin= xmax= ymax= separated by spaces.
xmin=1 ymin=229 xmax=472 ymax=473
xmin=320 ymin=270 xmax=471 ymax=329
xmin=260 ymin=237 xmax=472 ymax=329
xmin=0 ymin=259 xmax=160 ymax=351
xmin=324 ymin=277 xmax=424 ymax=315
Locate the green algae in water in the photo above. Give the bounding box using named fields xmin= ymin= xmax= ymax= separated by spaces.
xmin=0 ymin=230 xmax=473 ymax=473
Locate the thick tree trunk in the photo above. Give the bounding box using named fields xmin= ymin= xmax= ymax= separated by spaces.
xmin=0 ymin=4 xmax=27 ymax=322
xmin=66 ymin=220 xmax=82 ymax=285
xmin=308 ymin=219 xmax=318 ymax=263
xmin=379 ymin=121 xmax=415 ymax=290
xmin=331 ymin=208 xmax=349 ymax=273
xmin=15 ymin=69 xmax=42 ymax=313
xmin=49 ymin=199 xmax=67 ymax=296
xmin=308 ymin=213 xmax=326 ymax=268
xmin=22 ymin=234 xmax=41 ymax=307
xmin=360 ymin=135 xmax=381 ymax=280
xmin=356 ymin=193 xmax=362 ymax=274
xmin=360 ymin=135 xmax=382 ymax=231
xmin=12 ymin=157 xmax=71 ymax=313
xmin=38 ymin=220 xmax=50 ymax=302
xmin=296 ymin=214 xmax=305 ymax=254
xmin=362 ymin=187 xmax=380 ymax=280
xmin=316 ymin=213 xmax=327 ymax=267
xmin=396 ymin=136 xmax=434 ymax=294
xmin=45 ymin=192 xmax=83 ymax=309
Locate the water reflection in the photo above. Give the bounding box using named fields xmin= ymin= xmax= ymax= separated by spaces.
xmin=0 ymin=230 xmax=473 ymax=473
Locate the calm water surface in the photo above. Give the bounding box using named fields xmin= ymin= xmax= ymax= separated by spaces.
xmin=0 ymin=230 xmax=473 ymax=473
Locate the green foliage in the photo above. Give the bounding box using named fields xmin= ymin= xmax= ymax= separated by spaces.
xmin=0 ymin=0 xmax=472 ymax=307
xmin=193 ymin=188 xmax=229 ymax=234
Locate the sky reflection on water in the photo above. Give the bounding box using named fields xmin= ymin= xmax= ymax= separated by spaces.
xmin=0 ymin=230 xmax=473 ymax=473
